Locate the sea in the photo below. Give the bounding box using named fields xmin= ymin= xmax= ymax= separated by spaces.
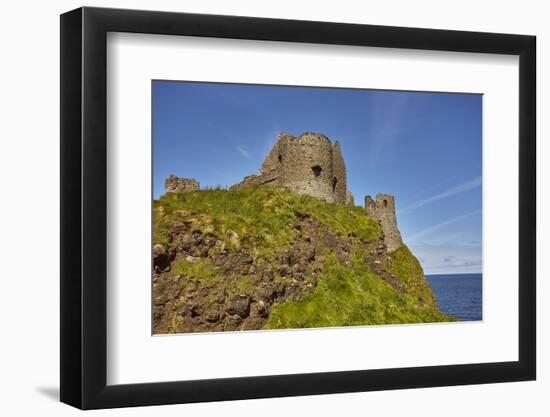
xmin=426 ymin=273 xmax=482 ymax=321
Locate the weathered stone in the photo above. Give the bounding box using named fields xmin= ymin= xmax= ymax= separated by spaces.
xmin=153 ymin=307 xmax=163 ymax=320
xmin=227 ymin=230 xmax=240 ymax=249
xmin=253 ymin=300 xmax=268 ymax=318
xmin=153 ymin=243 xmax=166 ymax=257
xmin=153 ymin=244 xmax=170 ymax=272
xmin=261 ymin=269 xmax=275 ymax=281
xmin=240 ymin=254 xmax=253 ymax=264
xmin=205 ymin=305 xmax=221 ymax=322
xmin=285 ymin=284 xmax=302 ymax=301
xmin=154 ymin=295 xmax=167 ymax=306
xmin=189 ymin=304 xmax=201 ymax=317
xmin=278 ymin=266 xmax=289 ymax=276
xmin=346 ymin=190 xmax=355 ymax=206
xmin=178 ymin=233 xmax=193 ymax=251
xmin=256 ymin=284 xmax=276 ymax=301
xmin=224 ymin=314 xmax=242 ymax=331
xmin=241 ymin=317 xmax=265 ymax=330
xmin=165 ymin=175 xmax=199 ymax=193
xmin=227 ymin=295 xmax=250 ymax=317
xmin=230 ymin=132 xmax=349 ymax=205
xmin=365 ymin=194 xmax=403 ymax=252
xmin=198 ymin=246 xmax=210 ymax=257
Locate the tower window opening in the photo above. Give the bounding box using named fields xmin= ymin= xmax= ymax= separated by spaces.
xmin=383 ymin=199 xmax=388 ymax=207
xmin=332 ymin=177 xmax=337 ymax=192
xmin=278 ymin=155 xmax=282 ymax=163
xmin=311 ymin=165 xmax=322 ymax=177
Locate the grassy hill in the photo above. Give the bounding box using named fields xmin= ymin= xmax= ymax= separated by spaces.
xmin=152 ymin=187 xmax=454 ymax=333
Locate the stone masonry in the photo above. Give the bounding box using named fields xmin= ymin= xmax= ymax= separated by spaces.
xmin=165 ymin=175 xmax=200 ymax=193
xmin=231 ymin=132 xmax=353 ymax=205
xmin=346 ymin=190 xmax=355 ymax=206
xmin=365 ymin=194 xmax=403 ymax=252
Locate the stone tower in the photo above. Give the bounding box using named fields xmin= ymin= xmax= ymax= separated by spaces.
xmin=232 ymin=132 xmax=353 ymax=205
xmin=365 ymin=193 xmax=403 ymax=252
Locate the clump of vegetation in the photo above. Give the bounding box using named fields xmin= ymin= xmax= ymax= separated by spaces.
xmin=266 ymin=252 xmax=453 ymax=329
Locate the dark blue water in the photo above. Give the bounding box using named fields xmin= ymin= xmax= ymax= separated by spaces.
xmin=426 ymin=273 xmax=482 ymax=321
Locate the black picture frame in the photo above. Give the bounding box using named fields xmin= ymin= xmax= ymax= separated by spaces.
xmin=60 ymin=6 xmax=536 ymax=410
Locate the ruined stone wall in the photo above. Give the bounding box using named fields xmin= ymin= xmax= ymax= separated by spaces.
xmin=230 ymin=171 xmax=280 ymax=190
xmin=332 ymin=141 xmax=348 ymax=205
xmin=165 ymin=175 xmax=200 ymax=193
xmin=259 ymin=132 xmax=293 ymax=177
xmin=346 ymin=191 xmax=355 ymax=206
xmin=232 ymin=132 xmax=351 ymax=205
xmin=365 ymin=194 xmax=403 ymax=252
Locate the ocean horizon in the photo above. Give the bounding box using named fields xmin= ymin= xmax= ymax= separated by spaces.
xmin=426 ymin=273 xmax=482 ymax=321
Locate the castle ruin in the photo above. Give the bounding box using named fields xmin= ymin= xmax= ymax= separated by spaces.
xmin=231 ymin=132 xmax=352 ymax=205
xmin=164 ymin=132 xmax=404 ymax=252
xmin=165 ymin=175 xmax=200 ymax=193
xmin=365 ymin=194 xmax=403 ymax=252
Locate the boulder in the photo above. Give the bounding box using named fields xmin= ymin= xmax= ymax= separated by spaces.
xmin=205 ymin=305 xmax=221 ymax=322
xmin=227 ymin=295 xmax=251 ymax=317
xmin=224 ymin=314 xmax=242 ymax=331
xmin=153 ymin=244 xmax=170 ymax=272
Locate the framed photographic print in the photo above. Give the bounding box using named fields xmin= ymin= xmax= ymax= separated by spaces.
xmin=60 ymin=7 xmax=536 ymax=409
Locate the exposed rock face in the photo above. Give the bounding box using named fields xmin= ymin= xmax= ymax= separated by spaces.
xmin=152 ymin=205 xmax=402 ymax=334
xmin=165 ymin=175 xmax=199 ymax=193
xmin=365 ymin=194 xmax=403 ymax=252
xmin=231 ymin=132 xmax=353 ymax=205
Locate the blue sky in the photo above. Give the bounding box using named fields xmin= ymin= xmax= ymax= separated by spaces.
xmin=153 ymin=81 xmax=482 ymax=275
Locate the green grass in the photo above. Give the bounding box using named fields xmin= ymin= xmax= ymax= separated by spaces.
xmin=265 ymin=252 xmax=453 ymax=329
xmin=154 ymin=187 xmax=381 ymax=262
xmin=173 ymin=258 xmax=220 ymax=287
xmin=227 ymin=275 xmax=256 ymax=296
xmin=390 ymin=245 xmax=440 ymax=307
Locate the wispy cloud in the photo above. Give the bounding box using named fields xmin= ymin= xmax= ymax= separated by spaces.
xmin=410 ymin=242 xmax=482 ymax=275
xmin=421 ymin=229 xmax=475 ymax=246
xmin=407 ymin=209 xmax=482 ymax=243
xmin=400 ymin=176 xmax=482 ymax=214
xmin=366 ymin=94 xmax=411 ymax=166
xmin=236 ymin=145 xmax=253 ymax=160
xmin=433 ymin=253 xmax=482 ymax=271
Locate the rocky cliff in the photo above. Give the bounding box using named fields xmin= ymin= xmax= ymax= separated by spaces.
xmin=152 ymin=187 xmax=453 ymax=333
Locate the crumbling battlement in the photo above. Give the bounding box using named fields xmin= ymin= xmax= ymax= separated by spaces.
xmin=365 ymin=194 xmax=403 ymax=252
xmin=232 ymin=132 xmax=353 ymax=205
xmin=346 ymin=190 xmax=355 ymax=206
xmin=165 ymin=175 xmax=200 ymax=193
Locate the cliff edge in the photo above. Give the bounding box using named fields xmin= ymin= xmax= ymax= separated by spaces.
xmin=152 ymin=187 xmax=454 ymax=333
